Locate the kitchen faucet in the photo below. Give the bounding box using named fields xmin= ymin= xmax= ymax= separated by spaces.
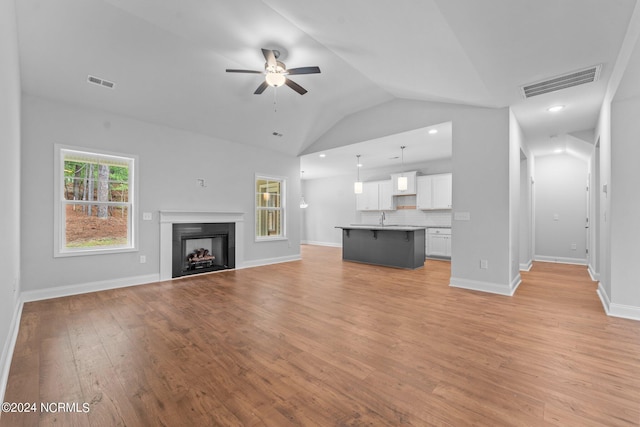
xmin=379 ymin=211 xmax=386 ymax=226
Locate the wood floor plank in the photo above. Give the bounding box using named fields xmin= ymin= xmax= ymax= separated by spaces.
xmin=4 ymin=246 xmax=640 ymax=426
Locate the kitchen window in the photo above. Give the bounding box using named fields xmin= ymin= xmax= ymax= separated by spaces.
xmin=54 ymin=145 xmax=137 ymax=256
xmin=255 ymin=175 xmax=286 ymax=240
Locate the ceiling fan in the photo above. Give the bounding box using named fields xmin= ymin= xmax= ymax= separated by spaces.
xmin=226 ymin=48 xmax=321 ymax=95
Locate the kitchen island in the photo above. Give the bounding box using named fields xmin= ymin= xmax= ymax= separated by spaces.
xmin=336 ymin=225 xmax=426 ymax=269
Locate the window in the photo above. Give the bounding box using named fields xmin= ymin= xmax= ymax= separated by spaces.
xmin=55 ymin=146 xmax=137 ymax=256
xmin=255 ymin=175 xmax=286 ymax=240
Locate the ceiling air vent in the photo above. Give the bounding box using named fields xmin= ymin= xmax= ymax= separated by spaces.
xmin=521 ymin=64 xmax=601 ymax=98
xmin=87 ymin=75 xmax=115 ymax=89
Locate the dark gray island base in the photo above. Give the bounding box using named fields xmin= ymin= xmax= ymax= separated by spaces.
xmin=336 ymin=225 xmax=426 ymax=269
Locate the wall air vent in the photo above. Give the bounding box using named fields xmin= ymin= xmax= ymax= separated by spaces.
xmin=520 ymin=64 xmax=601 ymax=98
xmin=87 ymin=75 xmax=116 ymax=89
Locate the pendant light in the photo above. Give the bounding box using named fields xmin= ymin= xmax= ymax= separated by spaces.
xmin=397 ymin=146 xmax=408 ymax=191
xmin=299 ymin=171 xmax=309 ymax=209
xmin=354 ymin=154 xmax=363 ymax=194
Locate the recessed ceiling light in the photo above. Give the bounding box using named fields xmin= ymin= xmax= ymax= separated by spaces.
xmin=357 ymin=163 xmax=363 ymax=167
xmin=319 ymin=153 xmax=326 ymax=158
xmin=554 ymin=148 xmax=563 ymax=153
xmin=428 ymin=129 xmax=438 ymax=135
xmin=547 ymin=105 xmax=565 ymax=113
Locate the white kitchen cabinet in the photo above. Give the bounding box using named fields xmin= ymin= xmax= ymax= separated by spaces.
xmin=356 ymin=181 xmax=379 ymax=211
xmin=432 ymin=173 xmax=452 ymax=209
xmin=426 ymin=228 xmax=451 ymax=258
xmin=416 ymin=175 xmax=433 ymax=209
xmin=356 ymin=180 xmax=396 ymax=211
xmin=416 ymin=173 xmax=452 ymax=210
xmin=378 ymin=180 xmax=396 ymax=211
xmin=391 ymin=171 xmax=417 ymax=195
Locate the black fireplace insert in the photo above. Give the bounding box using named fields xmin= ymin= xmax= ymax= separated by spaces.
xmin=172 ymin=223 xmax=235 ymax=278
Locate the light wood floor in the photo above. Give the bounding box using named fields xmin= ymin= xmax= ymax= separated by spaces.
xmin=3 ymin=245 xmax=640 ymax=426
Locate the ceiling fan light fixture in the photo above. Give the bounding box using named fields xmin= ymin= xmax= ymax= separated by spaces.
xmin=265 ymin=72 xmax=286 ymax=87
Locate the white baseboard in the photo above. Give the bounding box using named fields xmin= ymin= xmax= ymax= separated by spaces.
xmin=597 ymin=282 xmax=640 ymax=321
xmin=301 ymin=241 xmax=342 ymax=248
xmin=588 ymin=265 xmax=599 ymax=281
xmin=239 ymin=254 xmax=302 ymax=269
xmin=21 ymin=273 xmax=160 ymax=303
xmin=449 ymin=275 xmax=520 ymax=296
xmin=0 ymin=298 xmax=24 ymax=405
xmin=519 ymin=260 xmax=533 ymax=271
xmin=534 ymin=255 xmax=587 ymax=265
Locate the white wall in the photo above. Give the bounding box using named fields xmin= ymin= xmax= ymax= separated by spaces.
xmin=595 ymin=101 xmax=612 ymax=301
xmin=20 ymin=95 xmax=301 ymax=293
xmin=610 ymin=95 xmax=640 ymax=311
xmin=301 ymin=175 xmax=357 ymax=246
xmin=0 ymin=0 xmax=21 ymax=403
xmin=519 ymin=154 xmax=533 ymax=270
xmin=508 ymin=110 xmax=522 ymax=285
xmin=305 ymin=99 xmax=516 ymax=295
xmin=534 ymin=153 xmax=588 ymax=264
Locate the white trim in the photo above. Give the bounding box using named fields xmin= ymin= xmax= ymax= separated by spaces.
xmin=238 ymin=254 xmax=301 ymax=269
xmin=597 ymin=283 xmax=640 ymax=321
xmin=0 ymin=299 xmax=23 ymax=406
xmin=534 ymin=255 xmax=587 ymax=265
xmin=449 ymin=275 xmax=520 ymax=296
xmin=519 ymin=260 xmax=533 ymax=271
xmin=588 ymin=264 xmax=600 ymax=281
xmin=597 ymin=282 xmax=611 ymax=314
xmin=159 ymin=211 xmax=245 ymax=281
xmin=301 ymin=241 xmax=342 ymax=248
xmin=21 ymin=274 xmax=160 ymax=303
xmin=254 ymin=174 xmax=286 ymax=241
xmin=54 ymin=144 xmax=138 ymax=258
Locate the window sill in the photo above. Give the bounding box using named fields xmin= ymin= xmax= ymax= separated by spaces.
xmin=255 ymin=237 xmax=288 ymax=243
xmin=55 ymin=246 xmax=137 ymax=258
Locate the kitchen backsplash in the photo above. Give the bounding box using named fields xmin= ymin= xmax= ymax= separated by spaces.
xmin=359 ymin=209 xmax=452 ymax=227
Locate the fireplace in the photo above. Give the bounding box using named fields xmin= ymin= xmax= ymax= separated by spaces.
xmin=172 ymin=223 xmax=235 ymax=278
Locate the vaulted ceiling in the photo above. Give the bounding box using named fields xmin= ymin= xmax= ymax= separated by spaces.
xmin=15 ymin=0 xmax=638 ymax=161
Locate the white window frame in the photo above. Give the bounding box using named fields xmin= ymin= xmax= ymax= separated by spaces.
xmin=255 ymin=174 xmax=287 ymax=242
xmin=54 ymin=144 xmax=138 ymax=257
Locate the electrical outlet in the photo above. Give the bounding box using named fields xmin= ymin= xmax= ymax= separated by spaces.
xmin=571 ymin=243 xmax=577 ymax=250
xmin=480 ymin=259 xmax=488 ymax=269
xmin=143 ymin=212 xmax=152 ymax=221
xmin=139 ymin=255 xmax=146 ymax=264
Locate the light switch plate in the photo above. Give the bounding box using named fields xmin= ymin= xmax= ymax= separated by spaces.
xmin=143 ymin=212 xmax=152 ymax=221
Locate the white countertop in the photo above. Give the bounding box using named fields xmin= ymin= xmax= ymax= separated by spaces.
xmin=336 ymin=224 xmax=427 ymax=231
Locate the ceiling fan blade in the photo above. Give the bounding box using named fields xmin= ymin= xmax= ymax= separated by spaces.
xmin=285 ymin=78 xmax=308 ymax=95
xmin=286 ymin=66 xmax=321 ymax=75
xmin=261 ymin=48 xmax=277 ymax=67
xmin=254 ymin=81 xmax=269 ymax=95
xmin=226 ymin=69 xmax=263 ymax=74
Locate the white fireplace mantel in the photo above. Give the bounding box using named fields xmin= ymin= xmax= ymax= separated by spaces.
xmin=159 ymin=211 xmax=244 ymax=280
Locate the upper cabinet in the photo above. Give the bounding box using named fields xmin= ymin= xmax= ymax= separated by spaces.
xmin=356 ymin=180 xmax=396 ymax=211
xmin=378 ymin=180 xmax=396 ymax=211
xmin=356 ymin=181 xmax=379 ymax=211
xmin=416 ymin=173 xmax=452 ymax=210
xmin=391 ymin=171 xmax=417 ymax=195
